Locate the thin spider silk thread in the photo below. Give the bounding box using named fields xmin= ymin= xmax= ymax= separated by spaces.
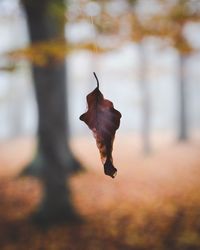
xmin=76 ymin=4 xmax=100 ymax=83
xmin=89 ymin=13 xmax=100 ymax=87
xmin=89 ymin=15 xmax=99 ymax=54
xmin=76 ymin=3 xmax=99 ymax=54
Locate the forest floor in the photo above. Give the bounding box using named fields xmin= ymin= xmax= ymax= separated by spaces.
xmin=0 ymin=134 xmax=200 ymax=250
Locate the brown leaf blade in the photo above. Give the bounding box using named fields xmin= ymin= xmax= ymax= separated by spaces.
xmin=80 ymin=73 xmax=121 ymax=178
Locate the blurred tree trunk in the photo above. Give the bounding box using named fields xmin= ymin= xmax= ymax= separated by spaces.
xmin=177 ymin=53 xmax=188 ymax=141
xmin=139 ymin=43 xmax=151 ymax=154
xmin=22 ymin=0 xmax=81 ymax=224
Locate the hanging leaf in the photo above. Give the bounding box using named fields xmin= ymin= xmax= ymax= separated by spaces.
xmin=80 ymin=73 xmax=121 ymax=178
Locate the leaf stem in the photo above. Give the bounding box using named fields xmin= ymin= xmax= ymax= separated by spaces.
xmin=93 ymin=72 xmax=99 ymax=89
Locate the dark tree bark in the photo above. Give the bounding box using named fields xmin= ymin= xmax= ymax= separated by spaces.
xmin=139 ymin=43 xmax=151 ymax=154
xmin=22 ymin=0 xmax=82 ymax=224
xmin=177 ymin=53 xmax=188 ymax=141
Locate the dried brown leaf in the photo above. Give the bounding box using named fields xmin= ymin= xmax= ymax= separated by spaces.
xmin=80 ymin=73 xmax=121 ymax=178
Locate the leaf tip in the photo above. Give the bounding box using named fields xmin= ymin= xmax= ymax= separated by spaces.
xmin=79 ymin=113 xmax=85 ymax=121
xmin=104 ymin=159 xmax=117 ymax=178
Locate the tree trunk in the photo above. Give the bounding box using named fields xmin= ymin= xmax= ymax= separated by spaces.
xmin=138 ymin=42 xmax=151 ymax=154
xmin=22 ymin=0 xmax=81 ymax=224
xmin=177 ymin=53 xmax=188 ymax=141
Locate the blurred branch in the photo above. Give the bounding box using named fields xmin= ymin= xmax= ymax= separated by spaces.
xmin=0 ymin=63 xmax=16 ymax=72
xmin=5 ymin=39 xmax=120 ymax=66
xmin=127 ymin=0 xmax=200 ymax=54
